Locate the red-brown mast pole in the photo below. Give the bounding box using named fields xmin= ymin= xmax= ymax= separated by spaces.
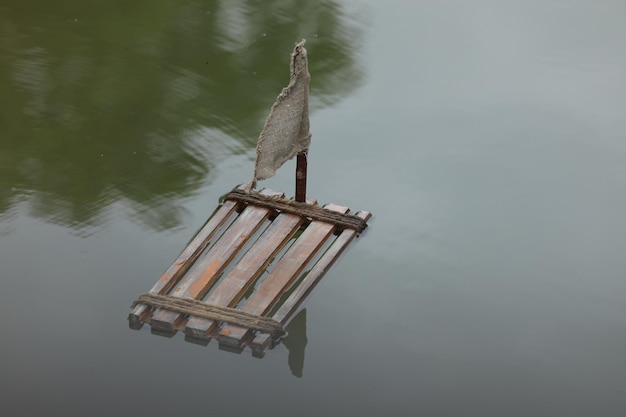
xmin=295 ymin=152 xmax=307 ymax=202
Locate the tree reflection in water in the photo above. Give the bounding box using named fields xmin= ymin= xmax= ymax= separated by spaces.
xmin=0 ymin=0 xmax=366 ymax=230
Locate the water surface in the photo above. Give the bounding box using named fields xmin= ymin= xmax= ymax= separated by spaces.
xmin=1 ymin=1 xmax=626 ymax=416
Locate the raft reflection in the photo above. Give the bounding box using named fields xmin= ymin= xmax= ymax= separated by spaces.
xmin=174 ymin=308 xmax=308 ymax=377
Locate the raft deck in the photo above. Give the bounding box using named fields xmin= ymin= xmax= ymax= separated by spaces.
xmin=128 ymin=187 xmax=371 ymax=356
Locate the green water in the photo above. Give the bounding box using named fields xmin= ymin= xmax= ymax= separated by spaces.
xmin=2 ymin=1 xmax=626 ymax=416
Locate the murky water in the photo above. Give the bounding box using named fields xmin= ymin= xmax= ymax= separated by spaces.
xmin=2 ymin=1 xmax=626 ymax=416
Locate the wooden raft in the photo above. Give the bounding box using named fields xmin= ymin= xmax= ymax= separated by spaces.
xmin=128 ymin=188 xmax=371 ymax=355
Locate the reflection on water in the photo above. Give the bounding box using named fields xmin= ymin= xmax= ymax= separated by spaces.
xmin=283 ymin=308 xmax=308 ymax=378
xmin=0 ymin=0 xmax=365 ymax=231
xmin=164 ymin=306 xmax=309 ymax=377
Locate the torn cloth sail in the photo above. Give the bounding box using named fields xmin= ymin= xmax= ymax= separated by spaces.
xmin=244 ymin=39 xmax=311 ymax=192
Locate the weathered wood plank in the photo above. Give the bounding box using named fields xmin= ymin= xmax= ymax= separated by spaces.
xmin=251 ymin=210 xmax=372 ymax=350
xmin=184 ymin=211 xmax=305 ymax=339
xmin=150 ymin=189 xmax=282 ymax=331
xmin=218 ymin=204 xmax=349 ymax=347
xmin=128 ymin=199 xmax=239 ymax=329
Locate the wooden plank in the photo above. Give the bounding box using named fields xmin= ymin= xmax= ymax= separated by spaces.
xmin=128 ymin=199 xmax=239 ymax=329
xmin=150 ymin=189 xmax=282 ymax=331
xmin=218 ymin=204 xmax=349 ymax=347
xmin=184 ymin=211 xmax=304 ymax=339
xmin=251 ymin=210 xmax=372 ymax=350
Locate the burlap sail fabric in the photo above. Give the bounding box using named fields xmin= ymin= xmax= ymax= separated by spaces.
xmin=244 ymin=39 xmax=311 ymax=192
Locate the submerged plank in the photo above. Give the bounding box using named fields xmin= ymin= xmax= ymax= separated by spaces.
xmin=128 ymin=199 xmax=239 ymax=329
xmin=252 ymin=210 xmax=372 ymax=350
xmin=218 ymin=204 xmax=349 ymax=347
xmin=184 ymin=211 xmax=304 ymax=339
xmin=150 ymin=189 xmax=282 ymax=331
